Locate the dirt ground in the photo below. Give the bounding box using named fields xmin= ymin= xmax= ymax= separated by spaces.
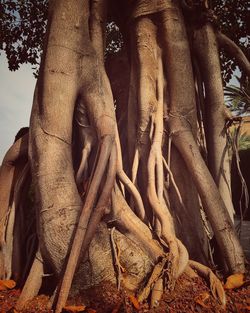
xmin=1 ymin=269 xmax=250 ymax=313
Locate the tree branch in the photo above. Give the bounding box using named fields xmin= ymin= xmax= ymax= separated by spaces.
xmin=216 ymin=31 xmax=250 ymax=76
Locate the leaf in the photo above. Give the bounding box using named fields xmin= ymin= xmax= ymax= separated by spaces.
xmin=224 ymin=273 xmax=245 ymax=290
xmin=63 ymin=305 xmax=86 ymax=312
xmin=194 ymin=292 xmax=210 ymax=309
xmin=0 ymin=280 xmax=16 ymax=291
xmin=128 ymin=295 xmax=140 ymax=310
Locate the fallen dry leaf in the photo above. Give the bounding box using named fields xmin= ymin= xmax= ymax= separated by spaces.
xmin=0 ymin=280 xmax=16 ymax=291
xmin=224 ymin=273 xmax=245 ymax=290
xmin=63 ymin=305 xmax=86 ymax=312
xmin=128 ymin=294 xmax=140 ymax=310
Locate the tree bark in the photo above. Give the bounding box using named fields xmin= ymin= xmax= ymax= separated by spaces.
xmin=0 ymin=0 xmax=247 ymax=310
xmin=0 ymin=134 xmax=28 ymax=278
xmin=193 ymin=23 xmax=235 ymax=222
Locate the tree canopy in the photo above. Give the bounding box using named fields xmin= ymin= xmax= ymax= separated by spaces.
xmin=0 ymin=0 xmax=249 ymax=82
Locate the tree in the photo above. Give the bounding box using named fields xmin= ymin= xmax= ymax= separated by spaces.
xmin=0 ymin=0 xmax=249 ymax=312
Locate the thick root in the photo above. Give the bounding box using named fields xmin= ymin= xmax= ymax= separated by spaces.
xmin=189 ymin=260 xmax=226 ymax=306
xmin=54 ymin=136 xmax=115 ymax=313
xmin=15 ymin=250 xmax=44 ymax=311
xmin=138 ymin=256 xmax=167 ymax=303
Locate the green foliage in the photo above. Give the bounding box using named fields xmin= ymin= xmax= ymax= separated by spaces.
xmin=224 ymin=78 xmax=250 ymax=114
xmin=105 ymin=22 xmax=123 ymax=56
xmin=0 ymin=0 xmax=248 ymax=82
xmin=230 ymin=128 xmax=250 ymax=151
xmin=212 ymin=0 xmax=249 ymax=83
xmin=237 ymin=132 xmax=250 ymax=150
xmin=0 ymin=0 xmax=48 ymax=72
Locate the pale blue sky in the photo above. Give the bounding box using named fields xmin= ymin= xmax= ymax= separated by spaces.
xmin=0 ymin=54 xmax=36 ymax=162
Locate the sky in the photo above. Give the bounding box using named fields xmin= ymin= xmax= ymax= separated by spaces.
xmin=0 ymin=54 xmax=36 ymax=162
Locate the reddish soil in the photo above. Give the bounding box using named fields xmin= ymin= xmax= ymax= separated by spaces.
xmin=0 ymin=272 xmax=250 ymax=313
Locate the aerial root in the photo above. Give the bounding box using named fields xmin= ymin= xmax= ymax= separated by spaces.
xmin=110 ymin=227 xmax=122 ymax=290
xmin=189 ymin=260 xmax=226 ymax=306
xmin=77 ymin=144 xmax=117 ymax=256
xmin=15 ymin=249 xmax=44 ymax=311
xmin=184 ymin=265 xmax=199 ymax=278
xmin=117 ymin=171 xmax=146 ymax=222
xmin=176 ymin=239 xmax=189 ymax=277
xmin=136 ymin=241 xmax=224 ymax=309
xmin=111 ymin=184 xmax=163 ymax=262
xmin=162 ymin=157 xmax=185 ymax=207
xmin=75 ymin=100 xmax=96 ymax=186
xmin=115 ymin=131 xmax=146 ymax=221
xmin=138 ymin=256 xmax=167 ymax=304
xmin=138 ymin=238 xmax=188 ymax=308
xmin=76 ymin=143 xmax=92 ymax=187
xmin=150 ymin=278 xmax=163 ymax=308
xmin=54 ymin=136 xmax=115 ymax=313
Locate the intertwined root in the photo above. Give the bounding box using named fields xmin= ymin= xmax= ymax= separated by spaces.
xmin=54 ymin=136 xmax=116 ymax=313
xmin=2 ymin=0 xmax=248 ymax=311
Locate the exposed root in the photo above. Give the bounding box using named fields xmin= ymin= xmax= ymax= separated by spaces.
xmin=4 ymin=2 xmax=247 ymax=312
xmin=138 ymin=256 xmax=167 ymax=303
xmin=111 ymin=184 xmax=162 ymax=262
xmin=76 ymin=143 xmax=91 ymax=186
xmin=184 ymin=265 xmax=199 ymax=279
xmin=176 ymin=239 xmax=189 ymax=278
xmin=150 ymin=278 xmax=163 ymax=308
xmin=170 ymin=116 xmax=245 ymax=273
xmin=11 ymin=163 xmax=31 ymax=282
xmin=194 ymin=22 xmax=235 ymax=222
xmin=117 ymin=170 xmax=146 ymax=222
xmin=116 ymin=130 xmax=146 ymax=221
xmin=15 ymin=249 xmax=44 ymax=311
xmin=162 ymin=157 xmax=185 ymax=208
xmin=110 ymin=227 xmax=122 ymax=290
xmin=54 ymin=136 xmax=115 ymax=313
xmin=1 ymin=162 xmax=30 ymax=281
xmin=55 ymin=136 xmax=116 ymax=313
xmin=75 ymin=144 xmax=117 ymax=256
xmin=189 ymin=260 xmax=226 ymax=306
xmin=75 ymin=103 xmax=96 ymax=186
xmin=131 ymin=148 xmax=139 ymax=185
xmin=147 ymin=120 xmax=180 ymax=287
xmin=147 ymin=154 xmax=179 ymax=286
xmin=3 ymin=200 xmax=15 ymax=279
xmin=0 ymin=134 xmax=28 ymax=279
xmin=133 ymin=16 xmax=181 ymax=286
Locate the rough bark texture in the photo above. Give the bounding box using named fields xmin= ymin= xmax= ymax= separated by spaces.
xmin=193 ymin=23 xmax=235 ymax=222
xmin=1 ymin=0 xmax=249 ymax=310
xmin=0 ymin=134 xmax=28 ymax=279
